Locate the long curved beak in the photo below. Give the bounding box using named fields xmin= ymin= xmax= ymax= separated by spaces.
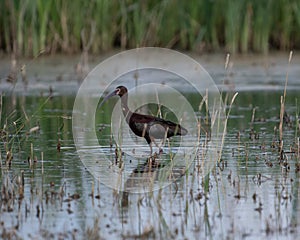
xmin=98 ymin=89 xmax=117 ymax=109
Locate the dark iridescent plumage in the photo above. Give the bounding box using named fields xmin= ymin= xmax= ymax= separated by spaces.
xmin=99 ymin=86 xmax=187 ymax=154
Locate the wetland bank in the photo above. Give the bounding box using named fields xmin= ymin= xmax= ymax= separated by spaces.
xmin=1 ymin=1 xmax=300 ymax=238
xmin=0 ymin=52 xmax=299 ymax=239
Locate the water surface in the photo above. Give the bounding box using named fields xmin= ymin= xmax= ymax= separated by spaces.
xmin=0 ymin=54 xmax=299 ymax=239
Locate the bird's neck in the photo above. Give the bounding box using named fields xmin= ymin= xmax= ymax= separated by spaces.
xmin=120 ymin=94 xmax=132 ymax=122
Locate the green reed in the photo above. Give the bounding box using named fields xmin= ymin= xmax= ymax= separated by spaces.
xmin=1 ymin=0 xmax=299 ymax=56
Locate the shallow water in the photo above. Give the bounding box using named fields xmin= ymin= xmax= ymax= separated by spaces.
xmin=0 ymin=53 xmax=300 ymax=239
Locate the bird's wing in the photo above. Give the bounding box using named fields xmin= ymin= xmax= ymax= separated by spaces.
xmin=132 ymin=113 xmax=187 ymax=135
xmin=154 ymin=117 xmax=188 ymax=136
xmin=130 ymin=113 xmax=156 ymax=123
xmin=130 ymin=113 xmax=176 ymax=126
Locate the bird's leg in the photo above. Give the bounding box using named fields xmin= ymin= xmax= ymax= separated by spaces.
xmin=142 ymin=123 xmax=147 ymax=139
xmin=150 ymin=137 xmax=166 ymax=155
xmin=152 ymin=138 xmax=160 ymax=148
xmin=156 ymin=126 xmax=169 ymax=154
xmin=158 ymin=139 xmax=165 ymax=154
xmin=149 ymin=141 xmax=153 ymax=156
xmin=150 ymin=137 xmax=162 ymax=154
xmin=152 ymin=138 xmax=164 ymax=154
xmin=148 ymin=141 xmax=157 ymax=163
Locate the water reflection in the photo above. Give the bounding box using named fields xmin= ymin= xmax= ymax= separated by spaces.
xmin=0 ymin=91 xmax=299 ymax=239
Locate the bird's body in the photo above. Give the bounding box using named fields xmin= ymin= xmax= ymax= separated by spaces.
xmin=128 ymin=112 xmax=187 ymax=144
xmin=99 ymin=86 xmax=187 ymax=154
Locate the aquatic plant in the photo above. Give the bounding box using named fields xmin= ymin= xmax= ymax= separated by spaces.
xmin=279 ymin=51 xmax=293 ymax=159
xmin=1 ymin=0 xmax=300 ymax=56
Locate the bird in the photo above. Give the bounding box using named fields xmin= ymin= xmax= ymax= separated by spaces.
xmin=99 ymin=86 xmax=188 ymax=155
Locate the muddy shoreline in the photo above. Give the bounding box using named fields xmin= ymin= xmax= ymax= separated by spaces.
xmin=0 ymin=51 xmax=299 ymax=96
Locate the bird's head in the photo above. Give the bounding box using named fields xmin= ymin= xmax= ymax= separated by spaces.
xmin=115 ymin=86 xmax=128 ymax=97
xmin=98 ymin=86 xmax=128 ymax=109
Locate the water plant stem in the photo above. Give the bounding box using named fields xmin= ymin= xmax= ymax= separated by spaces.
xmin=279 ymin=51 xmax=293 ymax=153
xmin=1 ymin=1 xmax=300 ymax=56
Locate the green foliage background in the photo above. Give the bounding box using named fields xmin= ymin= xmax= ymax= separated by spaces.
xmin=1 ymin=0 xmax=299 ymax=56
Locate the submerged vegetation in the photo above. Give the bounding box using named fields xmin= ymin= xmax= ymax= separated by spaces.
xmin=1 ymin=0 xmax=300 ymax=56
xmin=0 ymin=89 xmax=299 ymax=238
xmin=0 ymin=2 xmax=299 ymax=234
xmin=0 ymin=51 xmax=299 ymax=239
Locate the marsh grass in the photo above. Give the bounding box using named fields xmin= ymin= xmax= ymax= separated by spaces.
xmin=0 ymin=93 xmax=59 ymax=173
xmin=1 ymin=92 xmax=300 ymax=239
xmin=1 ymin=1 xmax=300 ymax=56
xmin=279 ymin=51 xmax=293 ymax=158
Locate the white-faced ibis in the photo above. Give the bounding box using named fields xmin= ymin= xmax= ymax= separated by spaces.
xmin=99 ymin=86 xmax=188 ymax=154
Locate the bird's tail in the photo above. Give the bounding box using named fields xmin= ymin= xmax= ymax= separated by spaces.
xmin=171 ymin=124 xmax=187 ymax=136
xmin=178 ymin=126 xmax=188 ymax=136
